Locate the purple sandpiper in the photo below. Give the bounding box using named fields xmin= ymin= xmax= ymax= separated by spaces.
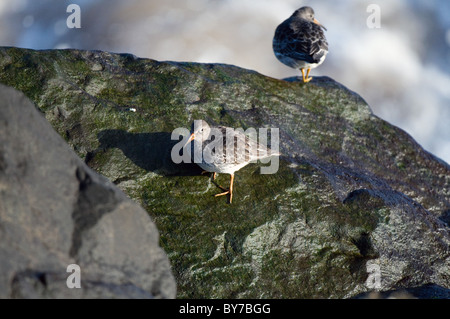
xmin=184 ymin=120 xmax=280 ymax=204
xmin=273 ymin=6 xmax=328 ymax=83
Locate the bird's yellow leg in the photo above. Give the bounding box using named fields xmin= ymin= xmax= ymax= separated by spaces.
xmin=214 ymin=190 xmax=229 ymax=197
xmin=301 ymin=68 xmax=306 ymax=82
xmin=305 ymin=68 xmax=312 ymax=83
xmin=229 ymin=174 xmax=234 ymax=204
xmin=214 ymin=174 xmax=234 ymax=204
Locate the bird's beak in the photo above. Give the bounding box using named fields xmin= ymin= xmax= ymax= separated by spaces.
xmin=314 ymin=18 xmax=327 ymax=31
xmin=183 ymin=133 xmax=195 ymax=148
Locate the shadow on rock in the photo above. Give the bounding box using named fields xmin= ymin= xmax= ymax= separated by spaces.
xmin=353 ymin=284 xmax=450 ymax=299
xmin=282 ymin=76 xmax=353 ymax=91
xmin=89 ymin=129 xmax=203 ymax=176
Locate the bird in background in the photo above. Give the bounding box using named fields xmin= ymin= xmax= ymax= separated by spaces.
xmin=273 ymin=6 xmax=328 ymax=83
xmin=183 ymin=120 xmax=280 ymax=204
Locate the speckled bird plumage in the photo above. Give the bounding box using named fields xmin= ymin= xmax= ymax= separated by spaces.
xmin=188 ymin=120 xmax=278 ymax=174
xmin=273 ymin=6 xmax=328 ymax=82
xmin=184 ymin=120 xmax=280 ymax=204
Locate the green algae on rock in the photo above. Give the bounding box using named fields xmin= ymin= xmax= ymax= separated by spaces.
xmin=0 ymin=47 xmax=449 ymax=298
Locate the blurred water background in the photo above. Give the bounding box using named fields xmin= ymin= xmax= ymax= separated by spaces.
xmin=1 ymin=0 xmax=449 ymax=164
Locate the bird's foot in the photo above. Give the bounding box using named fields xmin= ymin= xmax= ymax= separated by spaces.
xmin=215 ymin=189 xmax=233 ymax=204
xmin=301 ymin=68 xmax=313 ymax=83
xmin=215 ymin=190 xmax=230 ymax=197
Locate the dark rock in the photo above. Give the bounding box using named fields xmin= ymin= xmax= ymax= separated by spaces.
xmin=0 ymin=47 xmax=449 ymax=298
xmin=355 ymin=284 xmax=450 ymax=299
xmin=0 ymin=84 xmax=176 ymax=298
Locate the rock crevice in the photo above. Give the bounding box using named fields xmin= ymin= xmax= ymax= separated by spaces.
xmin=0 ymin=83 xmax=176 ymax=299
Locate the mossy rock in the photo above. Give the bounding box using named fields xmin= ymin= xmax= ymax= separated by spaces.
xmin=0 ymin=47 xmax=449 ymax=298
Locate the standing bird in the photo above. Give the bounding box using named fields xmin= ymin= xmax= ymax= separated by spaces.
xmin=183 ymin=120 xmax=280 ymax=204
xmin=273 ymin=6 xmax=328 ymax=83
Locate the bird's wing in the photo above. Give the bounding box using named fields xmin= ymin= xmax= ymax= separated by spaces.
xmin=204 ymin=127 xmax=279 ymax=165
xmin=274 ymin=20 xmax=328 ymax=64
xmin=230 ymin=130 xmax=278 ymax=163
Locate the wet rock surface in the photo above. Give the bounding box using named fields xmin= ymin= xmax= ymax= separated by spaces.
xmin=0 ymin=47 xmax=449 ymax=298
